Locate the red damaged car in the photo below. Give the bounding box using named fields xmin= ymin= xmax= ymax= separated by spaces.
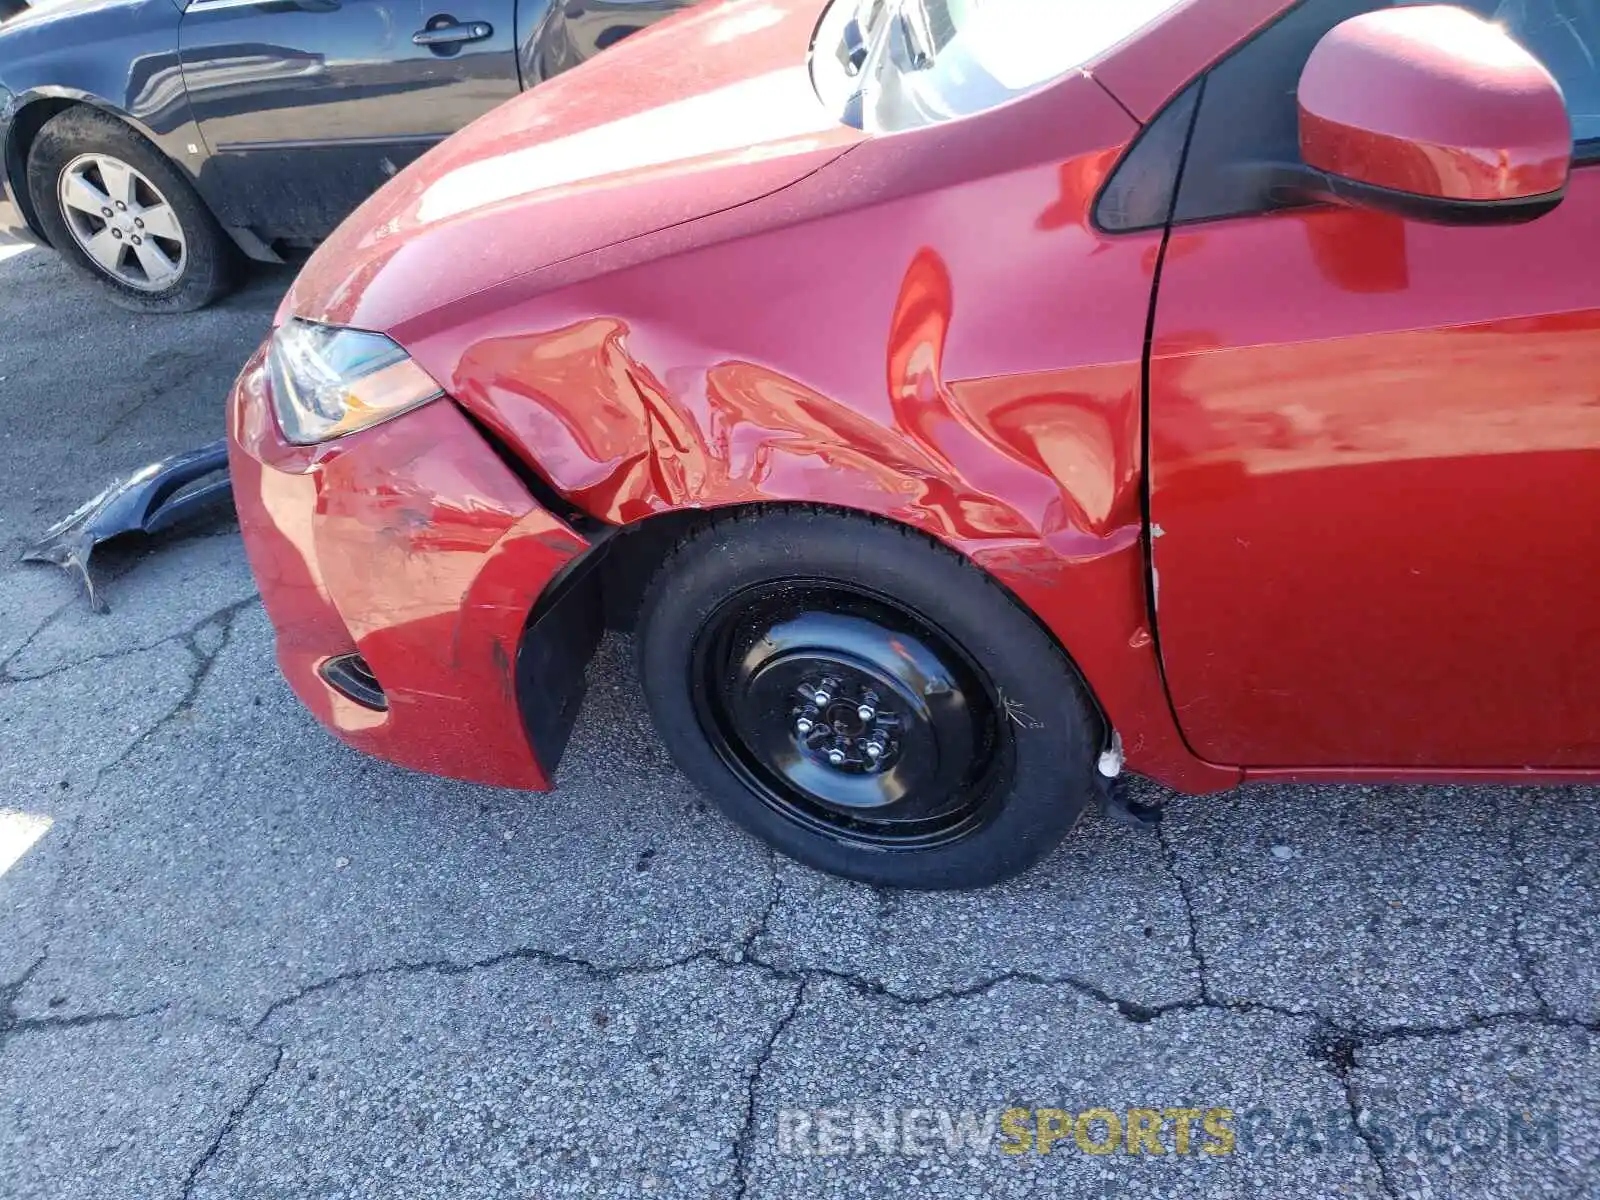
xmin=228 ymin=0 xmax=1600 ymax=888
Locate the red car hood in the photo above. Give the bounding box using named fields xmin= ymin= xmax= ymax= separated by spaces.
xmin=284 ymin=0 xmax=855 ymax=332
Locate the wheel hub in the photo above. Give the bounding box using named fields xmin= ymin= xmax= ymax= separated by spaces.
xmin=57 ymin=153 xmax=186 ymax=291
xmin=693 ymin=584 xmax=1010 ymax=849
xmin=792 ymin=671 xmax=903 ymax=775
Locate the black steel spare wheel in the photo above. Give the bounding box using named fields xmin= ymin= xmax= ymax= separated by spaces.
xmin=695 ymin=585 xmax=1008 ymax=851
xmin=638 ymin=511 xmax=1100 ymax=889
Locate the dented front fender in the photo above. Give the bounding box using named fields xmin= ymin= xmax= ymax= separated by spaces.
xmin=403 ymin=86 xmax=1240 ymax=794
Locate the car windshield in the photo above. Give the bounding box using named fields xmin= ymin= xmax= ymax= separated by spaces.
xmin=817 ymin=0 xmax=1187 ymax=132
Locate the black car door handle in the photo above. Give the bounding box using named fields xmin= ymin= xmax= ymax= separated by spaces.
xmin=412 ymin=20 xmax=492 ymax=45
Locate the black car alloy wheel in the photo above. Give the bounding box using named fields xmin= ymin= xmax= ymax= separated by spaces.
xmin=691 ymin=580 xmax=1013 ymax=852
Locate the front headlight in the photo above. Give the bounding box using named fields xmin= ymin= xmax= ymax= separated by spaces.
xmin=268 ymin=319 xmax=444 ymax=445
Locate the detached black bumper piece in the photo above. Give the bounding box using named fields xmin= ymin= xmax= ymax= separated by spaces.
xmin=22 ymin=439 xmax=233 ymax=611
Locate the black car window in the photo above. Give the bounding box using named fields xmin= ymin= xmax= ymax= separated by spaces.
xmin=1114 ymin=0 xmax=1600 ymax=229
xmin=1094 ymin=81 xmax=1202 ymax=232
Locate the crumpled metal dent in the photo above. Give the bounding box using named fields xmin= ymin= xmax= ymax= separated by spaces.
xmin=454 ymin=248 xmax=1141 ymax=555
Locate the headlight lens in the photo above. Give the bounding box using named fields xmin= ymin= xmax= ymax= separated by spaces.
xmin=268 ymin=319 xmax=444 ymax=445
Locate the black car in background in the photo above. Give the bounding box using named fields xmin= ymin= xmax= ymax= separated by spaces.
xmin=0 ymin=0 xmax=696 ymax=310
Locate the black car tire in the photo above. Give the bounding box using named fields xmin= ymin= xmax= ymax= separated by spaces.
xmin=27 ymin=107 xmax=239 ymax=313
xmin=637 ymin=509 xmax=1100 ymax=889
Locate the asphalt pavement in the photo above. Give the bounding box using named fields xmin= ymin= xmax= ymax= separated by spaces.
xmin=0 ymin=239 xmax=1596 ymax=1199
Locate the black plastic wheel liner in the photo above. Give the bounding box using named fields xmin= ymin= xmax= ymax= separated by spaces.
xmin=514 ymin=533 xmax=612 ymax=775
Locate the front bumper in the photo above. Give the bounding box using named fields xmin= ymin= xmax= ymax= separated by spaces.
xmin=227 ymin=345 xmax=595 ymax=790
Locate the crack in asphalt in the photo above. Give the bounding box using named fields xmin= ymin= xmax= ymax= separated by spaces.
xmin=0 ymin=957 xmax=46 ymax=1052
xmin=185 ymin=792 xmax=1596 ymax=1197
xmin=0 ymin=954 xmax=170 ymax=1050
xmin=93 ymin=387 xmax=168 ymax=448
xmin=11 ymin=869 xmax=1599 ymax=1196
xmin=5 ymin=634 xmax=204 ymax=687
xmin=11 ymin=919 xmax=1596 ymax=1176
xmin=746 ymin=956 xmax=1205 ymax=1021
xmin=1332 ymin=1008 xmax=1600 ymax=1044
xmin=0 ymin=598 xmax=78 ymax=682
xmin=1500 ymin=793 xmax=1555 ymax=1016
xmin=1144 ymin=802 xmax=1600 ymax=1193
xmin=219 ymin=938 xmax=1600 ymax=1196
xmin=0 ymin=548 xmax=178 ymax=680
xmin=2 ymin=594 xmax=258 ymax=691
xmin=6 ymin=1003 xmax=172 ymax=1039
xmin=732 ymin=850 xmax=783 ymax=965
xmin=81 ymin=597 xmax=260 ymax=782
xmin=1297 ymin=1006 xmax=1600 ymax=1197
xmin=98 ymin=592 xmax=248 ymax=760
xmin=247 ymin=945 xmax=732 ymax=1036
xmin=731 ymin=978 xmax=807 ymax=1200
xmin=179 ymin=1042 xmax=285 ymax=1200
xmin=1154 ymin=811 xmax=1213 ymax=1004
xmin=1310 ymin=1029 xmax=1402 ymax=1200
xmin=8 ymin=796 xmax=1589 ymax=1200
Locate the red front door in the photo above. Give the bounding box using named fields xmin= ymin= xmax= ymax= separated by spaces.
xmin=1144 ymin=0 xmax=1600 ymax=768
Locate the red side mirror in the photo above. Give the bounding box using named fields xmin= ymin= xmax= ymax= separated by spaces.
xmin=1298 ymin=4 xmax=1572 ymax=223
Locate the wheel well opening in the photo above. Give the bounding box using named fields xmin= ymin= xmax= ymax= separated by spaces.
xmin=593 ymin=509 xmax=717 ymax=632
xmin=4 ymin=97 xmax=78 ymax=244
xmin=590 ymin=502 xmax=1112 ymax=747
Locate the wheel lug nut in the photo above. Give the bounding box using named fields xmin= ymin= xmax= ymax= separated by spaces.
xmin=813 ymin=690 xmax=831 ymax=707
xmin=796 ymin=717 xmax=814 ymax=735
xmin=857 ymin=703 xmax=875 ymax=721
xmin=111 ymin=228 xmax=122 ymax=239
xmin=131 ymin=235 xmax=141 ymax=245
xmin=865 ymin=742 xmax=882 ymax=760
xmin=101 ymin=206 xmax=113 ymax=217
xmin=827 ymin=749 xmax=846 ymax=767
xmin=134 ymin=218 xmax=144 ymax=229
xmin=115 ymin=201 xmax=126 ymax=211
